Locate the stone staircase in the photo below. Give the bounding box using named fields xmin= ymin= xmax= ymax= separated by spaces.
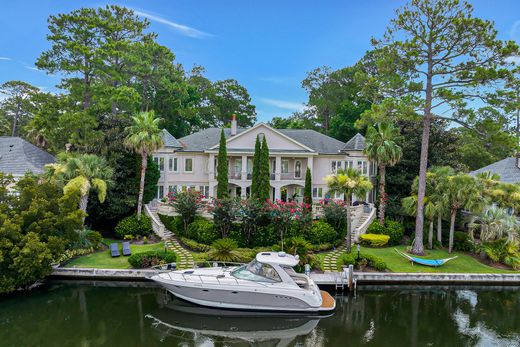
xmin=145 ymin=203 xmax=195 ymax=270
xmin=322 ymin=205 xmax=376 ymax=272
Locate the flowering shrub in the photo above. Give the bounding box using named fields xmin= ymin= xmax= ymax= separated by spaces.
xmin=56 ymin=247 xmax=94 ymax=264
xmin=239 ymin=199 xmax=270 ymax=245
xmin=266 ymin=199 xmax=312 ymax=247
xmin=209 ymin=198 xmax=241 ymax=238
xmin=167 ymin=190 xmax=203 ymax=233
xmin=320 ymin=199 xmax=348 ymax=238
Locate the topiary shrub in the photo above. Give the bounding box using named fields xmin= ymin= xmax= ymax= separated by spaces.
xmin=367 ymin=220 xmax=404 ymax=245
xmin=359 ymin=233 xmax=390 ymax=247
xmin=306 ymin=221 xmax=337 ymax=244
xmin=187 ymin=218 xmax=219 ymax=245
xmin=128 ymin=250 xmax=176 ymax=268
xmin=115 ymin=215 xmax=153 ymax=238
xmin=339 ymin=252 xmax=387 ymax=271
xmin=453 ymin=231 xmax=474 ymax=252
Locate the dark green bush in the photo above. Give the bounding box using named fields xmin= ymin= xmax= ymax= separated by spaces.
xmin=339 ymin=252 xmax=387 ymax=271
xmin=250 ymin=224 xmax=279 ymax=248
xmin=306 ymin=221 xmax=337 ymax=244
xmin=86 ymin=230 xmax=102 ymax=248
xmin=367 ymin=220 xmax=404 ymax=245
xmin=453 ymin=231 xmax=474 ymax=252
xmin=128 ymin=250 xmax=176 ymax=268
xmin=179 ymin=236 xmax=211 ymax=252
xmin=115 ymin=215 xmax=153 ymax=238
xmin=187 ymin=219 xmax=219 ymax=245
xmin=159 ymin=214 xmax=183 ymax=235
xmin=228 ymin=223 xmax=248 ymax=247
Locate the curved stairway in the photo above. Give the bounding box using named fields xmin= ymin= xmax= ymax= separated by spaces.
xmin=145 ymin=204 xmax=195 ymax=269
xmin=322 ymin=205 xmax=376 ymax=272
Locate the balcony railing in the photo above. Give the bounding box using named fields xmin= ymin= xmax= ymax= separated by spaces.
xmin=216 ymin=171 xmax=304 ymax=181
xmin=229 ymin=171 xmax=242 ymax=180
xmin=280 ymin=172 xmax=304 ymax=180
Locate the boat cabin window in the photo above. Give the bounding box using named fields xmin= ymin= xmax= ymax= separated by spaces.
xmin=231 ymin=260 xmax=281 ymax=282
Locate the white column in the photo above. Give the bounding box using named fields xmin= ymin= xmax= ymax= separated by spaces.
xmin=208 ymin=153 xmax=215 ymax=180
xmin=240 ymin=185 xmax=247 ymax=198
xmin=241 ymin=155 xmax=247 ymax=181
xmin=209 ymin=182 xmax=216 ymax=198
xmin=275 ymin=156 xmax=281 ymax=181
xmin=274 ymin=186 xmax=281 ymax=201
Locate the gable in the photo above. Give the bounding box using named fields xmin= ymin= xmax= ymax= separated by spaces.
xmin=212 ymin=124 xmax=314 ymax=152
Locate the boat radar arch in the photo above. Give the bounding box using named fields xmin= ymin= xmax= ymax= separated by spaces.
xmin=256 ymin=252 xmax=299 ymax=267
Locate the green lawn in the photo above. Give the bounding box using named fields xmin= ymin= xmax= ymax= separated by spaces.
xmin=64 ymin=240 xmax=165 ymax=269
xmin=343 ymin=245 xmax=517 ymax=273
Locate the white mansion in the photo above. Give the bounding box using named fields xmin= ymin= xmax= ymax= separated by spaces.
xmin=152 ymin=117 xmax=376 ymax=203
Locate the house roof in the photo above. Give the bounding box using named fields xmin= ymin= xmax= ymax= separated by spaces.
xmin=342 ymin=133 xmax=365 ymax=151
xmin=470 ymin=157 xmax=520 ymax=184
xmin=176 ymin=127 xmax=347 ymax=154
xmin=0 ymin=137 xmax=56 ymax=176
xmin=161 ymin=129 xmax=183 ymax=148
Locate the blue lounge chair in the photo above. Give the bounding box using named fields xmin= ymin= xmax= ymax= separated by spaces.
xmin=395 ymin=248 xmax=457 ymax=267
xmin=110 ymin=243 xmax=120 ymax=257
xmin=122 ymin=241 xmax=131 ymax=256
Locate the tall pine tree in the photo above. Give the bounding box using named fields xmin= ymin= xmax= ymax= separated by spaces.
xmin=258 ymin=136 xmax=271 ymax=201
xmin=250 ymin=135 xmax=261 ymax=198
xmin=216 ymin=129 xmax=229 ymax=198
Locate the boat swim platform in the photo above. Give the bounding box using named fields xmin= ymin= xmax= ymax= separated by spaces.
xmin=51 ymin=268 xmax=520 ymax=286
xmin=320 ymin=290 xmax=335 ymax=309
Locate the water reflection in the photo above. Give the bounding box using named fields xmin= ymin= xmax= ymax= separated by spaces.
xmin=0 ymin=282 xmax=519 ymax=347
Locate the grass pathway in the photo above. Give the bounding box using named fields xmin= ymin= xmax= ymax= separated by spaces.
xmin=322 ymin=242 xmax=346 ymax=272
xmin=163 ymin=230 xmax=194 ymax=269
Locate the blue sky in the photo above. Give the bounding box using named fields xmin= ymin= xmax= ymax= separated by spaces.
xmin=0 ymin=0 xmax=519 ymax=122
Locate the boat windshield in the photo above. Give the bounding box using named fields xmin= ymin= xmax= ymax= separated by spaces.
xmin=231 ymin=260 xmax=281 ymax=283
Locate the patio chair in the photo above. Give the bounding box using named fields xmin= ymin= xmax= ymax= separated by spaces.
xmin=110 ymin=243 xmax=120 ymax=257
xmin=122 ymin=241 xmax=131 ymax=256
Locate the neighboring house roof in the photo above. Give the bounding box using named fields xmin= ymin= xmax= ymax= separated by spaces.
xmin=342 ymin=133 xmax=366 ymax=151
xmin=161 ymin=129 xmax=183 ymax=148
xmin=0 ymin=137 xmax=55 ymax=176
xmin=176 ymin=127 xmax=347 ymax=154
xmin=470 ymin=157 xmax=520 ymax=184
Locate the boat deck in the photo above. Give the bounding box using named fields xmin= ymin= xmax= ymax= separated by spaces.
xmin=320 ymin=290 xmax=335 ymax=309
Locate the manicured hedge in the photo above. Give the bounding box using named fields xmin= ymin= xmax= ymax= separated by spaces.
xmin=339 ymin=252 xmax=387 ymax=271
xmin=359 ymin=233 xmax=390 ymax=247
xmin=367 ymin=220 xmax=404 ymax=245
xmin=187 ymin=219 xmax=219 ymax=245
xmin=159 ymin=214 xmax=183 ymax=235
xmin=128 ymin=250 xmax=176 ymax=268
xmin=115 ymin=215 xmax=153 ymax=238
xmin=306 ymin=221 xmax=337 ymax=244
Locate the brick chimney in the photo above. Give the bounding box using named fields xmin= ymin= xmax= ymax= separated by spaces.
xmin=231 ymin=114 xmax=237 ymax=136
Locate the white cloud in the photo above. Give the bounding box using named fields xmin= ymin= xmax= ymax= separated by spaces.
xmin=25 ymin=65 xmax=40 ymax=71
xmin=132 ymin=9 xmax=212 ymax=39
xmin=510 ymin=20 xmax=520 ymax=40
xmin=505 ymin=56 xmax=520 ymax=65
xmin=259 ymin=98 xmax=305 ymax=112
xmin=0 ymin=57 xmax=11 ymax=61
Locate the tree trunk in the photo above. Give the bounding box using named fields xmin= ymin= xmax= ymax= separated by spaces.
xmin=428 ymin=220 xmax=433 ymax=250
xmin=378 ymin=164 xmax=386 ymax=225
xmin=137 ymin=152 xmax=148 ymax=221
xmin=437 ymin=214 xmax=442 ymax=246
xmin=11 ymin=103 xmax=21 ymax=137
xmin=449 ymin=209 xmax=456 ymax=254
xmin=79 ymin=193 xmax=89 ymax=225
xmin=346 ymin=197 xmax=352 ymax=252
xmin=412 ymin=46 xmax=434 ymax=256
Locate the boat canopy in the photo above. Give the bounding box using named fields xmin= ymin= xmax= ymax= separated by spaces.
xmin=256 ymin=252 xmax=299 ymax=267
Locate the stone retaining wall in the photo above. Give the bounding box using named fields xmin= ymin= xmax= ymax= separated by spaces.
xmin=51 ymin=268 xmax=168 ymax=281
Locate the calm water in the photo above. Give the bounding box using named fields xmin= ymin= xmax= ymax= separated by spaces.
xmin=1 ymin=282 xmax=519 ymax=347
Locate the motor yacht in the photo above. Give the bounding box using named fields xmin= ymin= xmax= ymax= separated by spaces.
xmin=150 ymin=251 xmax=335 ymax=312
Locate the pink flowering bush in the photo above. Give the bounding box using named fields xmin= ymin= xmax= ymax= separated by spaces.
xmin=167 ymin=190 xmax=203 ymax=234
xmin=320 ymin=199 xmax=348 ymax=238
xmin=266 ymin=199 xmax=313 ymax=247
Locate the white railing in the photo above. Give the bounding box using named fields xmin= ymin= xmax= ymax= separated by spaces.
xmin=353 ymin=204 xmax=376 ymax=242
xmin=144 ymin=203 xmax=166 ymax=239
xmin=165 ymin=271 xmax=270 ymax=287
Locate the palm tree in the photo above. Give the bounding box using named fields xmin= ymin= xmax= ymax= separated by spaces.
xmin=438 ymin=173 xmax=484 ymax=253
xmin=46 ymin=153 xmax=113 ymax=224
xmin=402 ymin=194 xmax=437 ymax=249
xmin=124 ymin=111 xmax=163 ymax=220
xmin=364 ymin=123 xmax=402 ymax=224
xmin=326 ymin=167 xmax=373 ymax=252
xmin=469 ymin=206 xmax=520 ymax=244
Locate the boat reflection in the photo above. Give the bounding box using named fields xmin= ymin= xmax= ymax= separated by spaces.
xmin=146 ymin=296 xmax=332 ymax=345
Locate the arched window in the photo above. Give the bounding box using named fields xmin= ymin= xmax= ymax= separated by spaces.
xmin=295 ymin=160 xmax=302 ymax=178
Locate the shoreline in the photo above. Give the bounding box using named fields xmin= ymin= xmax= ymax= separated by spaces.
xmin=50 ymin=267 xmax=520 ymax=286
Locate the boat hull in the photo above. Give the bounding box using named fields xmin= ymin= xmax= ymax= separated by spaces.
xmin=152 ymin=275 xmax=335 ymax=313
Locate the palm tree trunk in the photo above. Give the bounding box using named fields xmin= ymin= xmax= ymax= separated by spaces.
xmin=137 ymin=152 xmax=148 ymax=221
xmin=449 ymin=209 xmax=456 ymax=254
xmin=437 ymin=214 xmax=442 ymax=246
xmin=346 ymin=197 xmax=352 ymax=252
xmin=79 ymin=193 xmax=89 ymax=225
xmin=378 ymin=164 xmax=386 ymax=225
xmin=428 ymin=220 xmax=433 ymax=250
